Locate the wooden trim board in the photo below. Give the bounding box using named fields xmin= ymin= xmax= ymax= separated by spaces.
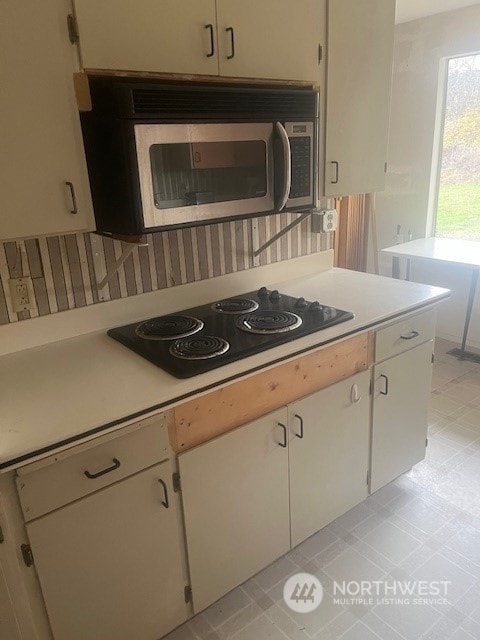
xmin=170 ymin=333 xmax=373 ymax=452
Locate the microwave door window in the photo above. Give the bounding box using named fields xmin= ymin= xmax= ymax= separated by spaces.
xmin=149 ymin=140 xmax=267 ymax=210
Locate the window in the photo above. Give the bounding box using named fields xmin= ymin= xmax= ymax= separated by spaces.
xmin=434 ymin=53 xmax=480 ymax=240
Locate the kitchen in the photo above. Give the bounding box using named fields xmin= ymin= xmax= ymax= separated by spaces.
xmin=1 ymin=1 xmax=480 ymax=640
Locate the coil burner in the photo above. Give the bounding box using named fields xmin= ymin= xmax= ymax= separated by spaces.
xmin=169 ymin=336 xmax=230 ymax=360
xmin=135 ymin=315 xmax=203 ymax=340
xmin=212 ymin=298 xmax=259 ymax=314
xmin=237 ymin=311 xmax=302 ymax=334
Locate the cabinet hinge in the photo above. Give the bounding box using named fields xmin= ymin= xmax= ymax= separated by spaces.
xmin=318 ymin=44 xmax=323 ymax=63
xmin=384 ymin=162 xmax=388 ymax=173
xmin=431 ymin=353 xmax=435 ymax=364
xmin=21 ymin=544 xmax=34 ymax=567
xmin=184 ymin=585 xmax=192 ymax=603
xmin=426 ymin=438 xmax=429 ymax=448
xmin=366 ymin=470 xmax=370 ymax=486
xmin=172 ymin=472 xmax=181 ymax=493
xmin=0 ymin=525 xmax=4 ymax=544
xmin=67 ymin=14 xmax=79 ymax=44
xmin=369 ymin=379 xmax=373 ymax=395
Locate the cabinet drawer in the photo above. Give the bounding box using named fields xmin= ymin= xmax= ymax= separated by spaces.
xmin=16 ymin=414 xmax=169 ymax=521
xmin=375 ymin=308 xmax=436 ymax=363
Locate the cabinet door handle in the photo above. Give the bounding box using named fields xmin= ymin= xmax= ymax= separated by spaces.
xmin=158 ymin=478 xmax=169 ymax=509
xmin=294 ymin=414 xmax=304 ymax=439
xmin=84 ymin=457 xmax=120 ymax=479
xmin=65 ymin=181 xmax=78 ymax=214
xmin=351 ymin=383 xmax=361 ymax=404
xmin=205 ymin=24 xmax=215 ymax=57
xmin=379 ymin=374 xmax=389 ymax=396
xmin=331 ymin=161 xmax=339 ymax=184
xmin=226 ymin=26 xmax=235 ymax=59
xmin=277 ymin=422 xmax=287 ymax=447
xmin=400 ymin=330 xmax=419 ymax=340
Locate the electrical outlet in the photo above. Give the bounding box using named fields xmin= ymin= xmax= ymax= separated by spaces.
xmin=322 ymin=209 xmax=338 ymax=231
xmin=311 ymin=209 xmax=338 ymax=233
xmin=8 ymin=277 xmax=36 ymax=312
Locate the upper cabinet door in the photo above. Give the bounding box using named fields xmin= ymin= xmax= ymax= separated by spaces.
xmin=74 ymin=0 xmax=219 ymax=75
xmin=0 ymin=0 xmax=94 ymax=240
xmin=216 ymin=0 xmax=325 ymax=81
xmin=324 ymin=0 xmax=395 ymax=197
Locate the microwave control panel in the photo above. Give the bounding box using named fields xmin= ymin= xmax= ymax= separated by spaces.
xmin=284 ymin=121 xmax=314 ymax=205
xmin=289 ymin=137 xmax=311 ymax=198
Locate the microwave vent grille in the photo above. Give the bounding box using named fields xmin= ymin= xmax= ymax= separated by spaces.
xmin=131 ymin=87 xmax=316 ymax=120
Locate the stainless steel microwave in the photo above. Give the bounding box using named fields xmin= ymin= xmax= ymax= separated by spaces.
xmin=81 ymin=79 xmax=319 ymax=236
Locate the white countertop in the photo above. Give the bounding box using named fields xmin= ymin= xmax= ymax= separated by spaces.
xmin=0 ymin=260 xmax=450 ymax=470
xmin=382 ymin=237 xmax=480 ymax=267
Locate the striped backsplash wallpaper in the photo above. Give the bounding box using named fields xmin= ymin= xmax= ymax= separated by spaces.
xmin=0 ymin=213 xmax=332 ymax=325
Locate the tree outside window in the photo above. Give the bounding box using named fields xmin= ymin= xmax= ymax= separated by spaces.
xmin=435 ymin=53 xmax=480 ymax=240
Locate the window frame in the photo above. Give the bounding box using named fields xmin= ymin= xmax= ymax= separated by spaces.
xmin=428 ymin=52 xmax=480 ymax=240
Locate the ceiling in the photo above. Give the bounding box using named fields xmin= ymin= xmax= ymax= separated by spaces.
xmin=396 ymin=0 xmax=480 ymax=23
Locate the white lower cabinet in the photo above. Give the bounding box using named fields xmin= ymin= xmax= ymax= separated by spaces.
xmin=179 ymin=374 xmax=372 ymax=611
xmin=0 ymin=564 xmax=21 ymax=640
xmin=179 ymin=408 xmax=291 ymax=613
xmin=370 ymin=340 xmax=434 ymax=493
xmin=10 ymin=326 xmax=436 ymax=637
xmin=0 ymin=496 xmax=22 ymax=640
xmin=289 ymin=371 xmax=371 ymax=547
xmin=25 ymin=460 xmax=188 ymax=640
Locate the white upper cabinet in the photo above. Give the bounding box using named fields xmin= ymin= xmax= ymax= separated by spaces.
xmin=74 ymin=0 xmax=219 ymax=75
xmin=0 ymin=0 xmax=94 ymax=241
xmin=216 ymin=0 xmax=325 ymax=81
xmin=324 ymin=0 xmax=395 ymax=196
xmin=73 ymin=0 xmax=325 ymax=82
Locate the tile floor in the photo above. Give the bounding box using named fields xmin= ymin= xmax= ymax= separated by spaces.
xmin=166 ymin=339 xmax=480 ymax=640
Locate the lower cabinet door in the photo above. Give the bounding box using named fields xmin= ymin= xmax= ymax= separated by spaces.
xmin=289 ymin=370 xmax=371 ymax=547
xmin=26 ymin=461 xmax=188 ymax=640
xmin=179 ymin=408 xmax=290 ymax=613
xmin=370 ymin=340 xmax=433 ymax=493
xmin=0 ymin=496 xmax=22 ymax=640
xmin=0 ymin=566 xmax=21 ymax=640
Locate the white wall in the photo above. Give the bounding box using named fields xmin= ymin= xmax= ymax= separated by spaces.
xmin=371 ymin=4 xmax=480 ymax=347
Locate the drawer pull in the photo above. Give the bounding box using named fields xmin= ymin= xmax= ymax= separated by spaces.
xmin=379 ymin=374 xmax=389 ymax=396
xmin=84 ymin=458 xmax=120 ymax=479
xmin=294 ymin=414 xmax=304 ymax=439
xmin=277 ymin=422 xmax=287 ymax=448
xmin=400 ymin=330 xmax=419 ymax=340
xmin=158 ymin=478 xmax=169 ymax=509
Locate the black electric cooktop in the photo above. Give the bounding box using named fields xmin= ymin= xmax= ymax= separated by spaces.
xmin=107 ymin=288 xmax=354 ymax=378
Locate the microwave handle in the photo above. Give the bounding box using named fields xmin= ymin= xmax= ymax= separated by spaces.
xmin=275 ymin=122 xmax=291 ymax=211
